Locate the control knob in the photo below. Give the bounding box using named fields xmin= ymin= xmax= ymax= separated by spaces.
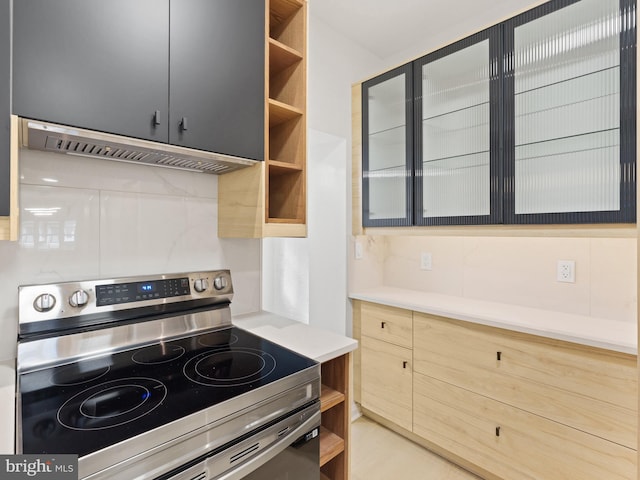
xmin=213 ymin=275 xmax=228 ymax=291
xmin=33 ymin=293 xmax=56 ymax=313
xmin=193 ymin=278 xmax=209 ymax=293
xmin=69 ymin=290 xmax=89 ymax=308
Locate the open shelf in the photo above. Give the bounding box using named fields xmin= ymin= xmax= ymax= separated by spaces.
xmin=269 ymin=38 xmax=302 ymax=74
xmin=320 ymin=426 xmax=345 ymax=466
xmin=321 ymin=384 xmax=346 ymax=412
xmin=269 ymin=99 xmax=303 ymax=127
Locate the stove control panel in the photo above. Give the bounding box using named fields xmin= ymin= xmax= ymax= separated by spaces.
xmin=18 ymin=270 xmax=233 ymax=334
xmin=96 ymin=277 xmax=191 ymax=307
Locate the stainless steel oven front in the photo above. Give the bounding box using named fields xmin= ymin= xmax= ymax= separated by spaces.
xmin=16 ymin=270 xmax=321 ymax=480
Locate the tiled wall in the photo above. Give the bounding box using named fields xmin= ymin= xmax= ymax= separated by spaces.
xmin=0 ymin=149 xmax=261 ymax=362
xmin=350 ymin=234 xmax=636 ymax=324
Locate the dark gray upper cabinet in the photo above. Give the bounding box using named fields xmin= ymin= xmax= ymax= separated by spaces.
xmin=12 ymin=0 xmax=265 ymax=161
xmin=170 ymin=0 xmax=264 ymax=160
xmin=13 ymin=0 xmax=170 ymax=143
xmin=0 ymin=0 xmax=10 ymax=217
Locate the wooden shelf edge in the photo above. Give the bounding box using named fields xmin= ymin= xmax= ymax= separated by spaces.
xmin=269 ymin=37 xmax=303 ymax=58
xmin=319 ymin=426 xmax=345 ymax=467
xmin=269 ymin=159 xmax=303 ymax=173
xmin=321 ymin=384 xmax=345 ymax=413
xmin=268 ymin=98 xmax=304 ymax=127
xmin=320 ymin=473 xmax=331 ymax=480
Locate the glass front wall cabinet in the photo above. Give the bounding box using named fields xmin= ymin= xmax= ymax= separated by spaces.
xmin=362 ymin=64 xmax=413 ymax=227
xmin=414 ymin=27 xmax=501 ymax=225
xmin=504 ymin=0 xmax=636 ymax=224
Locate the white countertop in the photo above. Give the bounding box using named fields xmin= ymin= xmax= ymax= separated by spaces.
xmin=0 ymin=359 xmax=15 ymax=454
xmin=232 ymin=312 xmax=358 ymax=363
xmin=350 ymin=287 xmax=637 ymax=355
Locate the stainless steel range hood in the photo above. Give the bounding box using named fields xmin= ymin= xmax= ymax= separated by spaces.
xmin=20 ymin=118 xmax=257 ymax=174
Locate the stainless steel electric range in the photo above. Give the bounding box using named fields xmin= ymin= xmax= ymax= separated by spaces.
xmin=16 ymin=271 xmax=321 ymax=480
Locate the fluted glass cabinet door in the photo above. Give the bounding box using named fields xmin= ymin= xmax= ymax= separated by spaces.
xmin=504 ymin=0 xmax=636 ymax=223
xmin=414 ymin=28 xmax=501 ymax=226
xmin=362 ymin=64 xmax=413 ymax=227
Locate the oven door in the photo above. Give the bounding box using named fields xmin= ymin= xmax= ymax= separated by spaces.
xmin=166 ymin=402 xmax=320 ymax=480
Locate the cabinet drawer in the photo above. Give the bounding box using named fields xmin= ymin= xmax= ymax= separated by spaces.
xmin=361 ymin=302 xmax=412 ymax=348
xmin=413 ymin=313 xmax=637 ymax=448
xmin=361 ymin=336 xmax=412 ymax=431
xmin=413 ymin=373 xmax=635 ymax=480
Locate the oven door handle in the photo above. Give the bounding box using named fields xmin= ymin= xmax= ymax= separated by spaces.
xmin=210 ymin=408 xmax=321 ymax=480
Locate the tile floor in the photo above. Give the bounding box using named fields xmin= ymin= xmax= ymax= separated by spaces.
xmin=350 ymin=416 xmax=481 ymax=480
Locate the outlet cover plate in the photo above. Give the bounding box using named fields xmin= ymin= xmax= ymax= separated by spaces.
xmin=557 ymin=260 xmax=575 ymax=283
xmin=421 ymin=252 xmax=432 ymax=271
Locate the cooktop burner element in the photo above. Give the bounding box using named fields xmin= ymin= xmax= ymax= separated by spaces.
xmin=185 ymin=348 xmax=277 ymax=387
xmin=132 ymin=343 xmax=185 ymax=365
xmin=50 ymin=362 xmax=111 ymax=386
xmin=57 ymin=378 xmax=168 ymax=431
xmin=198 ymin=331 xmax=239 ymax=347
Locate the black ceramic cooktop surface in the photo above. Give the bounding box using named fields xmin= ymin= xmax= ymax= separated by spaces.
xmin=19 ymin=327 xmax=317 ymax=457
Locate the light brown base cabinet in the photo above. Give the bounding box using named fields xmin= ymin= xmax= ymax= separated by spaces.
xmin=353 ymin=300 xmax=638 ymax=480
xmin=320 ymin=353 xmax=351 ymax=480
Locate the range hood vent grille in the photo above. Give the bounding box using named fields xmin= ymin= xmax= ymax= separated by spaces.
xmin=22 ymin=119 xmax=257 ymax=174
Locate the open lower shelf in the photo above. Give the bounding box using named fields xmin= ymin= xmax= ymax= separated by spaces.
xmin=320 ymin=426 xmax=345 ymax=467
xmin=320 ymin=473 xmax=331 ymax=480
xmin=321 ymin=384 xmax=345 ymax=413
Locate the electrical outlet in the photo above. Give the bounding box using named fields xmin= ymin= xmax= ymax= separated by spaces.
xmin=355 ymin=241 xmax=363 ymax=260
xmin=557 ymin=260 xmax=575 ymax=283
xmin=420 ymin=252 xmax=432 ymax=271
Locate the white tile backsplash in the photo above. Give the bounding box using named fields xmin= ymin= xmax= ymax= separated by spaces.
xmin=0 ymin=149 xmax=261 ymax=362
xmin=373 ymin=234 xmax=637 ymax=324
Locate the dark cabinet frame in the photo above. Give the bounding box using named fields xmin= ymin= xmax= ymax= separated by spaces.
xmin=413 ymin=26 xmax=503 ymax=226
xmin=362 ymin=64 xmax=414 ymax=227
xmin=503 ymin=0 xmax=636 ymax=224
xmin=361 ymin=0 xmax=637 ymax=228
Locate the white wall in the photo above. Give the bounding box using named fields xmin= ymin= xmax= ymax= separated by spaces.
xmin=0 ymin=149 xmax=261 ymax=362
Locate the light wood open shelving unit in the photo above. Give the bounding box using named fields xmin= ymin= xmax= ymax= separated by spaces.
xmin=218 ymin=0 xmax=307 ymax=238
xmin=320 ymin=353 xmax=351 ymax=480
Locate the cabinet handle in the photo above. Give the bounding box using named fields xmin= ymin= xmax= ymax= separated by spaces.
xmin=495 ymin=426 xmax=501 ymax=437
xmin=154 ymin=110 xmax=161 ymax=126
xmin=180 ymin=117 xmax=188 ymax=131
xmin=496 ymin=351 xmax=502 ymax=361
xmin=403 ymin=361 xmax=408 ymax=369
xmin=381 ymin=321 xmax=386 ymax=329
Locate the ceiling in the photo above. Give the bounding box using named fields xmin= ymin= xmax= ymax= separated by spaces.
xmin=310 ymin=0 xmax=543 ymax=60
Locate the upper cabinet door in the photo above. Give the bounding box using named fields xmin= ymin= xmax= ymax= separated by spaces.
xmin=362 ymin=64 xmax=414 ymax=227
xmin=169 ymin=0 xmax=265 ymax=161
xmin=504 ymin=0 xmax=636 ymax=224
xmin=414 ymin=28 xmax=502 ymax=226
xmin=0 ymin=0 xmax=10 ymax=218
xmin=12 ymin=0 xmax=170 ymax=143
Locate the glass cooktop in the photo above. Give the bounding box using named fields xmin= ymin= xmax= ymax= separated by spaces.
xmin=19 ymin=327 xmax=317 ymax=458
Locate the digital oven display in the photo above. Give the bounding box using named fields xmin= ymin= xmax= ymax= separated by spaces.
xmin=96 ymin=278 xmax=190 ymax=306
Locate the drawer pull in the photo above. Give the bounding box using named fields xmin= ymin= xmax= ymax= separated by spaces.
xmin=403 ymin=361 xmax=408 ymax=369
xmin=495 ymin=426 xmax=501 ymax=437
xmin=496 ymin=351 xmax=502 ymax=361
xmin=381 ymin=322 xmax=386 ymax=329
